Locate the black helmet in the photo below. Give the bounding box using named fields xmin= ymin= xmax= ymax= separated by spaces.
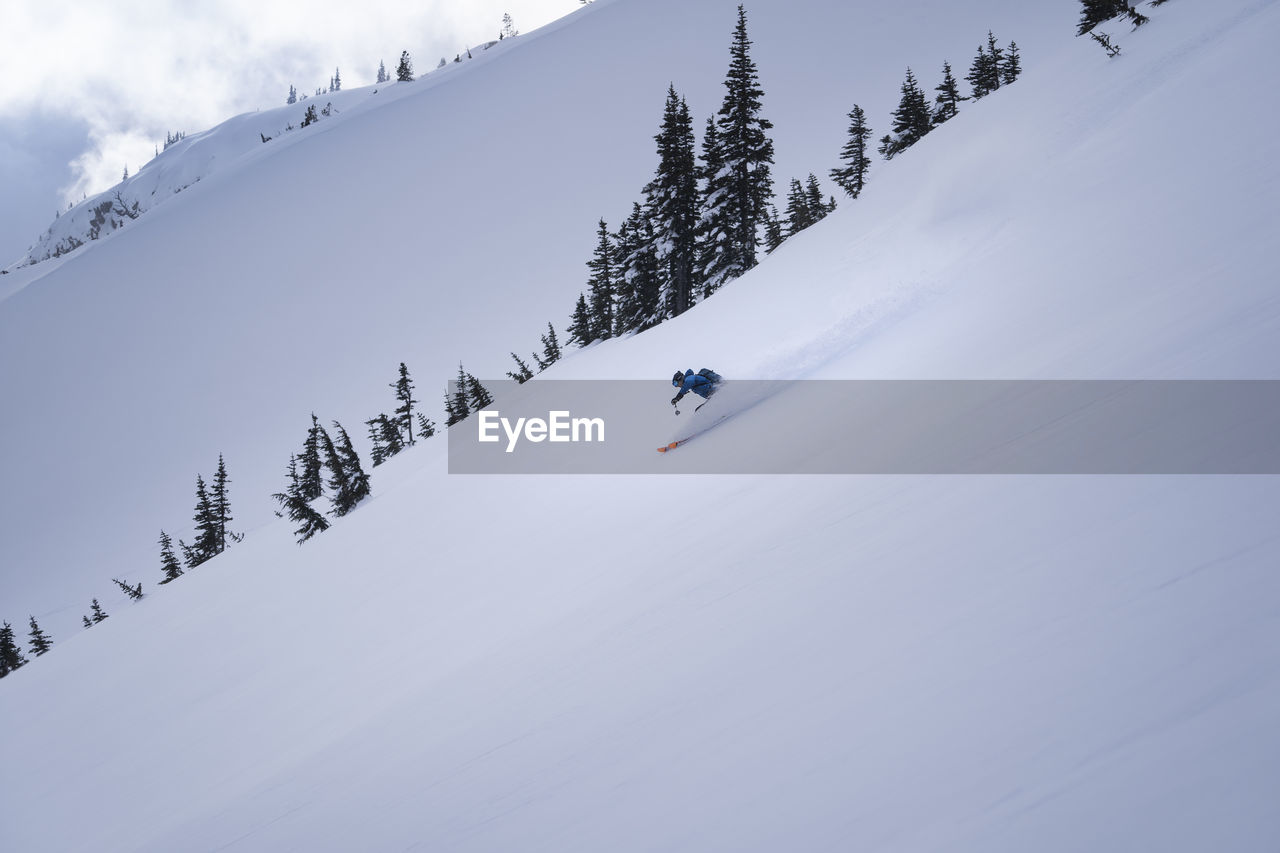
xmin=672 ymin=371 xmax=684 ymax=386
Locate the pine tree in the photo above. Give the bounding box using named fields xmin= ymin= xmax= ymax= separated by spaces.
xmin=378 ymin=414 xmax=405 ymax=460
xmin=610 ymin=218 xmax=638 ymax=336
xmin=299 ymin=414 xmax=325 ymax=500
xmin=784 ymin=178 xmax=811 ymax=235
xmin=879 ymin=68 xmax=932 ymax=159
xmin=416 ymin=412 xmax=437 ymax=439
xmin=157 ymin=530 xmax=183 ymax=584
xmin=966 ymin=35 xmax=1008 ymax=100
xmin=703 ymin=5 xmax=775 ymax=291
xmin=287 ymin=84 xmax=297 ymax=105
xmin=1090 ymin=30 xmax=1122 ymax=57
xmin=182 ymin=474 xmax=220 ymax=569
xmin=804 ymin=174 xmax=833 ymax=222
xmin=696 ymin=117 xmax=732 ymax=297
xmin=617 ymin=203 xmax=663 ymax=330
xmin=1 ymin=621 xmax=29 ymax=676
xmin=529 ymin=325 xmax=563 ymax=371
xmin=332 ymin=67 xmax=341 ymax=91
xmin=112 ymin=578 xmax=144 ymax=601
xmin=396 ymin=51 xmax=414 ymax=82
xmin=763 ymin=205 xmax=785 ymax=253
xmin=271 ymin=474 xmax=330 ymax=544
xmin=932 ymin=62 xmax=963 ymax=125
xmin=443 ymin=390 xmax=465 ymax=428
xmin=453 ymin=363 xmax=474 ymax=419
xmin=585 ymin=219 xmax=615 ymax=341
xmin=365 ymin=421 xmax=387 ymax=466
xmin=376 ymin=60 xmax=388 ymax=84
xmin=1002 ymin=42 xmax=1022 ymax=85
xmin=966 ymin=44 xmax=991 ymax=99
xmin=90 ymin=599 xmax=109 ymax=623
xmin=210 ymin=454 xmax=236 ymax=554
xmin=1078 ymin=0 xmax=1125 ymax=35
xmin=445 ymin=364 xmax=471 ymax=426
xmin=317 ymin=421 xmax=348 ymax=506
xmin=328 ymin=421 xmax=371 ymax=516
xmin=831 ymin=103 xmax=872 ymax=199
xmin=301 ymin=104 xmax=319 ymax=127
xmin=507 ymin=353 xmax=535 ymax=383
xmin=986 ymin=31 xmax=1005 ymax=91
xmin=539 ymin=322 xmax=562 ymax=367
xmin=466 ymin=374 xmax=494 ymax=411
xmin=502 ymin=12 xmax=518 ymax=38
xmin=391 ymin=362 xmax=418 ymax=445
xmin=566 ymin=293 xmax=592 ymax=347
xmin=896 ymin=68 xmax=932 ymax=145
xmin=646 ymin=85 xmax=700 ymax=318
xmin=27 ymin=616 xmax=52 ymax=656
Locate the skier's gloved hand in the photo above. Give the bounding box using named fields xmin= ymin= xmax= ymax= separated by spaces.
xmin=671 ymin=395 xmax=680 ymax=406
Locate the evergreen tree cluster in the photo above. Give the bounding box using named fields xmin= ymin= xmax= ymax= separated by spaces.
xmin=1080 ymin=0 xmax=1131 ymax=35
xmin=3 ymin=456 xmax=242 ymax=674
xmin=0 ymin=615 xmax=53 ymax=675
xmin=965 ymin=31 xmax=1020 ymax=99
xmin=783 ymin=174 xmax=837 ymax=237
xmin=444 ymin=363 xmax=494 ymax=427
xmin=1 ymin=621 xmax=30 ymax=676
xmin=506 ymin=323 xmax=563 ymax=383
xmin=178 ymin=455 xmax=239 ymax=570
xmin=396 ymin=51 xmax=414 ymax=82
xmin=275 ymin=413 xmax=372 ymax=543
xmin=368 ymin=362 xmax=437 ymax=465
xmin=82 ymin=599 xmax=109 ymax=628
xmin=1078 ymin=0 xmax=1149 ymax=52
xmin=876 ymin=30 xmax=1021 ymax=161
xmin=562 ymin=5 xmax=778 ymax=348
xmin=550 ymin=13 xmax=1027 ymax=351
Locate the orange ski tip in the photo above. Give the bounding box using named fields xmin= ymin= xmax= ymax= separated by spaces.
xmin=668 ymin=441 xmax=679 ymax=449
xmin=657 ymin=446 xmax=669 ymax=453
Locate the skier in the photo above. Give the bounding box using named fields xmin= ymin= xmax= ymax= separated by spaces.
xmin=671 ymin=368 xmax=722 ymax=412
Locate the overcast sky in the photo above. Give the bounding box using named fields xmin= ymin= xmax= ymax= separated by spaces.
xmin=0 ymin=0 xmax=579 ymax=266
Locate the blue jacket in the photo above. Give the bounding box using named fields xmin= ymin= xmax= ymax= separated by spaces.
xmin=673 ymin=369 xmax=717 ymax=401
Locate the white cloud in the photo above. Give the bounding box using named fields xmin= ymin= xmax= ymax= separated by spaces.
xmin=0 ymin=0 xmax=575 ymax=204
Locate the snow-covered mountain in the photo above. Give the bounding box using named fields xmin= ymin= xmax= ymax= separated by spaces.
xmin=3 ymin=0 xmax=1279 ymax=850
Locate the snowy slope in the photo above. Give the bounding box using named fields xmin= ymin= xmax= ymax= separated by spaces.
xmin=9 ymin=38 xmax=514 ymax=269
xmin=4 ymin=0 xmax=1280 ymax=851
xmin=0 ymin=0 xmax=1068 ymax=637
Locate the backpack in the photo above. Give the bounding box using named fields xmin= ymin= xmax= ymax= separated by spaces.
xmin=697 ymin=368 xmax=722 ymax=384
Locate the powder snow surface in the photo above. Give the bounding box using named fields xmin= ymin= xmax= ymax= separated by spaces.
xmin=2 ymin=0 xmax=1279 ymax=850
